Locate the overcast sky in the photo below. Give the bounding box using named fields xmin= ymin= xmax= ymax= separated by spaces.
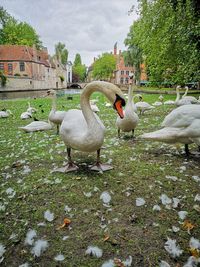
xmin=1 ymin=0 xmax=138 ymax=66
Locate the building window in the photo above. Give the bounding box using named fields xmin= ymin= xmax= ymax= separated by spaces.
xmin=0 ymin=63 xmax=4 ymax=71
xmin=120 ymin=78 xmax=124 ymax=84
xmin=125 ymin=77 xmax=129 ymax=84
xmin=8 ymin=63 xmax=13 ymax=75
xmin=121 ymin=70 xmax=124 ymax=75
xmin=20 ymin=62 xmax=25 ymax=71
xmin=126 ymin=71 xmax=129 ymax=75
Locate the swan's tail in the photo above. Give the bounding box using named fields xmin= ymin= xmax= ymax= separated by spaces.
xmin=139 ymin=127 xmax=180 ymax=143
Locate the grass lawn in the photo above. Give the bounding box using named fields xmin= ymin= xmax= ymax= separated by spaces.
xmin=0 ymin=90 xmax=200 ymax=267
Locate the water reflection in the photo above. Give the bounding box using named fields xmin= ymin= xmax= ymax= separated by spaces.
xmin=0 ymin=88 xmax=81 ymax=100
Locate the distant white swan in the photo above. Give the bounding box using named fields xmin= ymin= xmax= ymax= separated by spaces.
xmin=175 ymin=86 xmax=196 ymax=106
xmin=19 ymin=121 xmax=52 ymax=132
xmin=0 ymin=110 xmax=12 ymax=118
xmin=20 ymin=111 xmax=32 ymax=120
xmin=116 ymin=84 xmax=139 ymax=137
xmin=57 ymin=81 xmax=126 ymax=172
xmin=90 ymin=100 xmax=100 ymax=113
xmin=27 ymin=102 xmax=37 ymax=113
xmin=45 ymin=90 xmax=66 ymax=134
xmin=140 ymin=104 xmax=200 ymax=155
xmin=181 ymin=86 xmax=198 ymax=104
xmin=135 ymin=101 xmax=154 ymax=114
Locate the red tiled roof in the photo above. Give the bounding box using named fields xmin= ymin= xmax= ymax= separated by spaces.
xmin=0 ymin=45 xmax=50 ymax=67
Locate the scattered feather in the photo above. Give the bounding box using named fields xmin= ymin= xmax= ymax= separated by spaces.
xmin=19 ymin=263 xmax=29 ymax=267
xmin=24 ymin=229 xmax=37 ymax=245
xmin=31 ymin=239 xmax=49 ymax=257
xmin=85 ymin=246 xmax=103 ymax=258
xmin=0 ymin=244 xmax=6 ymax=258
xmin=122 ymin=255 xmax=133 ymax=266
xmin=183 ymin=256 xmax=200 ymax=267
xmin=100 ymin=192 xmax=111 ymax=204
xmin=153 ymin=205 xmax=161 ymax=211
xmin=160 ymin=194 xmax=172 ymax=205
xmin=172 ymin=226 xmax=180 ymax=233
xmin=189 ymin=237 xmax=200 ymax=249
xmin=159 ymin=260 xmax=171 ymax=267
xmin=54 ymin=254 xmax=65 ymax=261
xmin=166 ymin=175 xmax=178 ymax=181
xmin=101 ymin=259 xmax=115 ymax=267
xmin=194 ymin=194 xmax=200 ymax=202
xmin=44 ymin=210 xmax=54 ymax=222
xmin=178 ymin=211 xmax=188 ymax=220
xmin=136 ymin=197 xmax=146 ymax=206
xmin=164 ymin=237 xmax=183 ymax=258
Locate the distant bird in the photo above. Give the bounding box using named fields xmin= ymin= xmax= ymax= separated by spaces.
xmin=175 ymin=86 xmax=196 ymax=106
xmin=20 ymin=111 xmax=32 ymax=120
xmin=140 ymin=104 xmax=200 ymax=156
xmin=0 ymin=110 xmax=13 ymax=118
xmin=116 ymin=84 xmax=139 ymax=137
xmin=159 ymin=95 xmax=164 ymax=102
xmin=181 ymin=86 xmax=198 ymax=104
xmin=27 ymin=102 xmax=37 ymax=113
xmin=45 ymin=89 xmax=66 ymax=134
xmin=90 ymin=100 xmax=100 ymax=113
xmin=19 ymin=121 xmax=52 ymax=133
xmin=135 ymin=101 xmax=154 ymax=115
xmin=57 ymin=81 xmax=126 ymax=173
xmin=153 ymin=95 xmax=164 ymax=106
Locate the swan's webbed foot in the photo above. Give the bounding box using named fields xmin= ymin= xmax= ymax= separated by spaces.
xmin=53 ymin=162 xmax=79 ymax=173
xmin=90 ymin=162 xmax=113 ymax=172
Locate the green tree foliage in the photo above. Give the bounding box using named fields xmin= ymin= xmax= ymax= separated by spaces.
xmin=0 ymin=6 xmax=42 ymax=49
xmin=72 ymin=54 xmax=86 ymax=82
xmin=126 ymin=0 xmax=200 ymax=85
xmin=55 ymin=42 xmax=68 ymax=65
xmin=92 ymin=53 xmax=116 ymax=81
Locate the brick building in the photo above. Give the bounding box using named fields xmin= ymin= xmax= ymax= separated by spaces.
xmin=0 ymin=45 xmax=67 ymax=90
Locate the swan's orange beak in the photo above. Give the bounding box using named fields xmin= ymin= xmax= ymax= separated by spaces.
xmin=114 ymin=95 xmax=125 ymax=119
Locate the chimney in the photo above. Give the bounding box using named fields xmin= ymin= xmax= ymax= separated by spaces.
xmin=114 ymin=42 xmax=117 ymax=55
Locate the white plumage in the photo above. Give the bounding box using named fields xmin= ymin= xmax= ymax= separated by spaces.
xmin=135 ymin=101 xmax=154 ymax=114
xmin=85 ymin=246 xmax=103 ymax=258
xmin=19 ymin=121 xmax=52 ymax=132
xmin=24 ymin=229 xmax=37 ymax=246
xmin=0 ymin=110 xmax=12 ymax=118
xmin=31 ymin=239 xmax=49 ymax=257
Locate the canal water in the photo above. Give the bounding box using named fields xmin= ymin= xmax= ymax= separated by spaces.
xmin=0 ymin=88 xmax=81 ymax=100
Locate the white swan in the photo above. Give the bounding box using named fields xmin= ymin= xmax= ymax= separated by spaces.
xmin=135 ymin=101 xmax=154 ymax=115
xmin=0 ymin=110 xmax=13 ymax=118
xmin=27 ymin=102 xmax=37 ymax=113
xmin=140 ymin=104 xmax=200 ymax=155
xmin=90 ymin=100 xmax=100 ymax=113
xmin=20 ymin=111 xmax=32 ymax=120
xmin=116 ymin=84 xmax=139 ymax=137
xmin=57 ymin=81 xmax=126 ymax=172
xmin=181 ymin=86 xmax=198 ymax=103
xmin=45 ymin=89 xmax=66 ymax=134
xmin=175 ymin=86 xmax=195 ymax=106
xmin=19 ymin=121 xmax=52 ymax=132
xmin=164 ymin=99 xmax=175 ymax=105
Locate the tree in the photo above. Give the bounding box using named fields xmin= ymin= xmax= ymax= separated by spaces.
xmin=126 ymin=0 xmax=200 ymax=85
xmin=92 ymin=53 xmax=116 ymax=81
xmin=55 ymin=42 xmax=68 ymax=65
xmin=72 ymin=53 xmax=86 ymax=82
xmin=0 ymin=6 xmax=42 ymax=49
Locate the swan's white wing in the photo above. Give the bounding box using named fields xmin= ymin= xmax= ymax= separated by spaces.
xmin=162 ymin=105 xmax=200 ymax=128
xmin=19 ymin=121 xmax=52 ymax=132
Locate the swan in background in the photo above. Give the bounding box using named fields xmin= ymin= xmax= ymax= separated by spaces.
xmin=90 ymin=100 xmax=100 ymax=113
xmin=57 ymin=81 xmax=126 ymax=173
xmin=159 ymin=95 xmax=164 ymax=102
xmin=0 ymin=109 xmax=13 ymax=118
xmin=153 ymin=95 xmax=164 ymax=106
xmin=140 ymin=104 xmax=200 ymax=156
xmin=27 ymin=102 xmax=37 ymax=114
xmin=19 ymin=121 xmax=52 ymax=132
xmin=135 ymin=101 xmax=154 ymax=115
xmin=181 ymin=86 xmax=198 ymax=103
xmin=175 ymin=86 xmax=196 ymax=106
xmin=164 ymin=99 xmax=175 ymax=105
xmin=116 ymin=83 xmax=139 ymax=137
xmin=20 ymin=111 xmax=32 ymax=120
xmin=45 ymin=89 xmax=67 ymax=134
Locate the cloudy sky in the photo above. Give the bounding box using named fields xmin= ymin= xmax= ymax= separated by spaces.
xmin=1 ymin=0 xmax=138 ymax=66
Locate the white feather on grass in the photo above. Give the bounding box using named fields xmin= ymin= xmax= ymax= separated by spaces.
xmin=164 ymin=238 xmax=183 ymax=258
xmin=100 ymin=192 xmax=111 ymax=204
xmin=178 ymin=211 xmax=188 ymax=220
xmin=183 ymin=256 xmax=200 ymax=267
xmin=0 ymin=243 xmax=5 ymax=257
xmin=189 ymin=237 xmax=200 ymax=249
xmin=44 ymin=210 xmax=54 ymax=222
xmin=19 ymin=263 xmax=30 ymax=267
xmin=101 ymin=259 xmax=115 ymax=267
xmin=24 ymin=229 xmax=37 ymax=245
xmin=153 ymin=205 xmax=161 ymax=211
xmin=54 ymin=254 xmax=65 ymax=261
xmin=160 ymin=194 xmax=172 ymax=205
xmin=85 ymin=246 xmax=103 ymax=258
xmin=194 ymin=194 xmax=200 ymax=202
xmin=31 ymin=239 xmax=49 ymax=257
xmin=159 ymin=260 xmax=171 ymax=267
xmin=122 ymin=255 xmax=133 ymax=266
xmin=136 ymin=197 xmax=146 ymax=206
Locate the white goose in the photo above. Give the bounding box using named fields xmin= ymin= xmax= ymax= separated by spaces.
xmin=140 ymin=104 xmax=200 ymax=156
xmin=45 ymin=89 xmax=66 ymax=134
xmin=0 ymin=110 xmax=12 ymax=118
xmin=57 ymin=81 xmax=126 ymax=172
xmin=116 ymin=84 xmax=139 ymax=137
xmin=19 ymin=121 xmax=52 ymax=133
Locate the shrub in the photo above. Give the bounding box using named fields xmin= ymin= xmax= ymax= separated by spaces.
xmin=59 ymin=75 xmax=65 ymax=82
xmin=0 ymin=71 xmax=7 ymax=87
xmin=14 ymin=73 xmax=21 ymax=76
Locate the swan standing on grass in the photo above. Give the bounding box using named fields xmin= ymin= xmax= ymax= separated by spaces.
xmin=140 ymin=104 xmax=200 ymax=156
xmin=45 ymin=89 xmax=66 ymax=134
xmin=27 ymin=102 xmax=37 ymax=114
xmin=56 ymin=81 xmax=126 ymax=172
xmin=181 ymin=86 xmax=198 ymax=103
xmin=175 ymin=85 xmax=196 ymax=106
xmin=0 ymin=110 xmax=12 ymax=118
xmin=135 ymin=101 xmax=154 ymax=115
xmin=116 ymin=82 xmax=139 ymax=138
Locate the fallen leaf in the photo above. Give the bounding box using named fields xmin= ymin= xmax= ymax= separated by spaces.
xmin=56 ymin=218 xmax=71 ymax=230
xmin=182 ymin=220 xmax=195 ymax=234
xmin=103 ymin=235 xmax=110 ymax=242
xmin=189 ymin=248 xmax=200 ymax=258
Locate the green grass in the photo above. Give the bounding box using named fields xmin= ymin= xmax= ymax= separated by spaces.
xmin=0 ymin=92 xmax=200 ymax=267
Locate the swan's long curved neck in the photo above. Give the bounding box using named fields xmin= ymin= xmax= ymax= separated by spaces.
xmin=182 ymin=87 xmax=188 ymax=98
xmin=175 ymin=87 xmax=180 ymax=102
xmin=80 ymin=83 xmax=106 ymax=127
xmin=51 ymin=96 xmax=57 ymax=111
xmin=127 ymin=84 xmax=133 ymax=104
